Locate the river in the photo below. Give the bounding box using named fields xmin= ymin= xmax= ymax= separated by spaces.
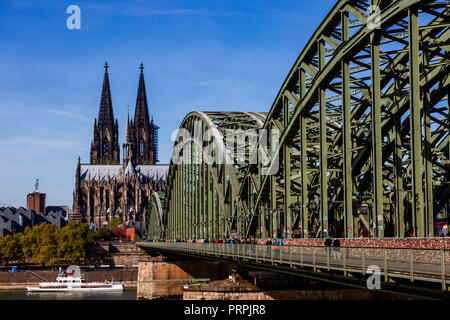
xmin=0 ymin=288 xmax=137 ymax=300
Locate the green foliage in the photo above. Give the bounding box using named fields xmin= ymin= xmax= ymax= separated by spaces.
xmin=93 ymin=227 xmax=116 ymax=241
xmin=1 ymin=234 xmax=23 ymax=265
xmin=0 ymin=237 xmax=4 ymax=265
xmin=0 ymin=222 xmax=94 ymax=266
xmin=21 ymin=226 xmax=37 ymax=260
xmin=57 ymin=222 xmax=92 ymax=264
xmin=107 ymin=218 xmax=122 ymax=229
xmin=33 ymin=224 xmax=58 ymax=265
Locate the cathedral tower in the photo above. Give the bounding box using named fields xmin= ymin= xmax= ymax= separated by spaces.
xmin=90 ymin=62 xmax=120 ymax=165
xmin=133 ymin=63 xmax=156 ymax=165
xmin=73 ymin=62 xmax=167 ymax=228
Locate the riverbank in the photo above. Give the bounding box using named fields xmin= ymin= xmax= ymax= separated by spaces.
xmin=0 ymin=282 xmax=137 ymax=290
xmin=0 ymin=288 xmax=137 ymax=300
xmin=0 ymin=269 xmax=138 ymax=289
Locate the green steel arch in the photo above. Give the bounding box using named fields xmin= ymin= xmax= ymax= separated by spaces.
xmin=147 ymin=191 xmax=165 ymax=239
xmin=162 ymin=0 xmax=449 ymax=240
xmin=238 ymin=0 xmax=450 ymax=239
xmin=165 ymin=111 xmax=267 ymax=239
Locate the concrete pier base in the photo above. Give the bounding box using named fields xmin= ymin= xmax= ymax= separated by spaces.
xmin=182 ymin=273 xmax=414 ymax=300
xmin=137 ymin=256 xmax=413 ymax=300
xmin=137 ymin=256 xmax=233 ymax=300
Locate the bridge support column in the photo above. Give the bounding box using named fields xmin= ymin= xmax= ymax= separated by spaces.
xmin=408 ymin=8 xmax=425 ymax=237
xmin=284 ymin=96 xmax=292 ymax=239
xmin=137 ymin=256 xmax=233 ymax=300
xmin=341 ymin=11 xmax=354 ymax=238
xmin=318 ymin=38 xmax=329 ymax=238
xmin=299 ymin=68 xmax=309 ymax=238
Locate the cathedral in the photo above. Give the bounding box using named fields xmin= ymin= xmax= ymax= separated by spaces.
xmin=72 ymin=63 xmax=169 ymax=229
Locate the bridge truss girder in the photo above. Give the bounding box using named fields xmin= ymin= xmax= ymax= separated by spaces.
xmin=163 ymin=112 xmax=267 ymax=239
xmin=240 ymin=0 xmax=450 ymax=239
xmin=159 ymin=0 xmax=449 ymax=240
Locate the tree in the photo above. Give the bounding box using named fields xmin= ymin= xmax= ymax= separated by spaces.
xmin=0 ymin=237 xmax=5 ymax=265
xmin=1 ymin=234 xmax=23 ymax=265
xmin=33 ymin=224 xmax=58 ymax=266
xmin=57 ymin=222 xmax=92 ymax=264
xmin=21 ymin=226 xmax=38 ymax=261
xmin=93 ymin=227 xmax=115 ymax=241
xmin=107 ymin=218 xmax=122 ymax=229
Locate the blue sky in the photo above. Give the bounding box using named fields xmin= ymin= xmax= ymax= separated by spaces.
xmin=0 ymin=0 xmax=334 ymax=207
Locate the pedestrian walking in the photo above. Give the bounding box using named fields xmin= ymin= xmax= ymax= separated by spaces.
xmin=324 ymin=236 xmax=332 ymax=260
xmin=265 ymin=237 xmax=272 ymax=256
xmin=332 ymin=238 xmax=341 ymax=260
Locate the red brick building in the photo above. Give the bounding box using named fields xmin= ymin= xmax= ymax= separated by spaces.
xmin=27 ymin=179 xmax=46 ymax=214
xmin=27 ymin=192 xmax=46 ymax=214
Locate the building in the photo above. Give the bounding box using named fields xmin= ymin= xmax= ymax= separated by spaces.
xmin=26 ymin=179 xmax=46 ymax=214
xmin=73 ymin=63 xmax=169 ymax=229
xmin=45 ymin=206 xmax=70 ymax=215
xmin=68 ymin=211 xmax=83 ymax=223
xmin=0 ymin=207 xmax=67 ymax=237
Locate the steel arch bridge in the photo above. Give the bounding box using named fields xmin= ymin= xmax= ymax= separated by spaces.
xmin=148 ymin=0 xmax=450 ymax=240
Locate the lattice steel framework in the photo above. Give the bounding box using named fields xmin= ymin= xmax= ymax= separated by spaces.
xmin=161 ymin=112 xmax=267 ymax=239
xmin=147 ymin=191 xmax=165 ymax=238
xmin=153 ymin=0 xmax=450 ymax=239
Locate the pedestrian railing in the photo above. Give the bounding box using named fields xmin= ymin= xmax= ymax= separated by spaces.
xmin=137 ymin=242 xmax=450 ymax=290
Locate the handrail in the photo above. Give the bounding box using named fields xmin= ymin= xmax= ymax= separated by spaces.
xmin=137 ymin=241 xmax=450 ymax=288
xmin=142 ymin=241 xmax=450 ymax=252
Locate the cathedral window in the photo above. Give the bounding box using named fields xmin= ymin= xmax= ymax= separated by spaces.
xmin=103 ymin=139 xmax=109 ymax=153
xmin=139 ymin=139 xmax=144 ymax=154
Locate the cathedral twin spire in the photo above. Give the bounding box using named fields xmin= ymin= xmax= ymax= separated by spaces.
xmin=98 ymin=62 xmax=115 ymax=127
xmin=90 ymin=62 xmax=156 ymax=166
xmin=90 ymin=62 xmax=119 ymax=165
xmin=135 ymin=63 xmax=150 ymax=128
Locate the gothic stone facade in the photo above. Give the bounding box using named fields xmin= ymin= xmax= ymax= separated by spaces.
xmin=73 ymin=63 xmax=168 ymax=229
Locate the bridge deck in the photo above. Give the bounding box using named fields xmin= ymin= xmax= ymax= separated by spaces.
xmin=137 ymin=242 xmax=450 ymax=298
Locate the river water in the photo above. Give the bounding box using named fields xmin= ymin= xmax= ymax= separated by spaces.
xmin=0 ymin=289 xmax=137 ymax=300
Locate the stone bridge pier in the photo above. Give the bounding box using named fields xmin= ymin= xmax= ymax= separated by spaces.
xmin=137 ymin=253 xmax=233 ymax=300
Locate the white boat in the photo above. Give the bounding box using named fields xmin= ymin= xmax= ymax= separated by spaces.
xmin=26 ymin=267 xmax=124 ymax=292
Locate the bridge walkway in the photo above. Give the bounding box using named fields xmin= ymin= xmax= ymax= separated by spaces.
xmin=138 ymin=242 xmax=450 ymax=297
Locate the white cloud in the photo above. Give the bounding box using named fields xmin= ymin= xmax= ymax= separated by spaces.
xmin=31 ymin=107 xmax=91 ymax=122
